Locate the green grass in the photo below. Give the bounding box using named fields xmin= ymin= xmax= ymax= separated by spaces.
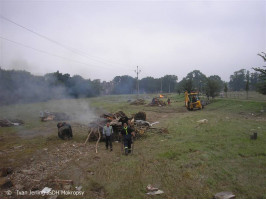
xmin=0 ymin=94 xmax=265 ymax=198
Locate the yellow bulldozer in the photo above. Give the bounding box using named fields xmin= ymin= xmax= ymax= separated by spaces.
xmin=185 ymin=91 xmax=204 ymax=111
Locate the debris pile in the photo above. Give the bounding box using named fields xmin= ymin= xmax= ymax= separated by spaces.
xmin=130 ymin=99 xmax=145 ymax=105
xmin=0 ymin=142 xmax=94 ymax=198
xmin=133 ymin=111 xmax=146 ymax=121
xmin=87 ymin=111 xmax=157 ymax=141
xmin=40 ymin=111 xmax=70 ymax=122
xmin=149 ymin=98 xmax=166 ymax=106
xmin=0 ymin=119 xmax=24 ymax=127
xmin=57 ymin=122 xmax=73 ymax=140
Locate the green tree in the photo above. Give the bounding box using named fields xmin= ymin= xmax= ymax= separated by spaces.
xmin=253 ymin=52 xmax=266 ymax=94
xmin=160 ymin=75 xmax=178 ymax=93
xmin=180 ymin=78 xmax=193 ymax=93
xmin=112 ymin=75 xmax=136 ymax=94
xmin=224 ymin=82 xmax=228 ymax=98
xmin=229 ymin=69 xmax=246 ymax=91
xmin=245 ymin=70 xmax=250 ymax=99
xmin=186 ymin=70 xmax=207 ymax=93
xmin=250 ymin=72 xmax=260 ymax=90
xmin=205 ymin=77 xmax=222 ymax=99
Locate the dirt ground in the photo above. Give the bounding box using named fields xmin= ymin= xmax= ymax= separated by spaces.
xmin=0 ymin=107 xmax=177 ymax=199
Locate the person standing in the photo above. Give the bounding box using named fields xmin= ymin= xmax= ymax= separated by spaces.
xmin=120 ymin=123 xmax=135 ymax=155
xmin=103 ymin=122 xmax=113 ymax=151
xmin=167 ymin=98 xmax=171 ymax=105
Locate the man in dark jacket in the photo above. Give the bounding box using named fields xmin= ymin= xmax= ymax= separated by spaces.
xmin=120 ymin=122 xmax=135 ymax=155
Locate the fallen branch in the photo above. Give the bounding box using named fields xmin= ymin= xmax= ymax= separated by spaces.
xmin=84 ymin=128 xmax=93 ymax=146
xmin=95 ymin=127 xmax=101 ymax=153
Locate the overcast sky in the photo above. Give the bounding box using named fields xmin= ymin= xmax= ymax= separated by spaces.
xmin=0 ymin=0 xmax=265 ymax=82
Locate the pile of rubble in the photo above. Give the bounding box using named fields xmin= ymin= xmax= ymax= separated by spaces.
xmin=0 ymin=119 xmax=24 ymax=127
xmin=40 ymin=111 xmax=70 ymax=122
xmin=86 ymin=111 xmax=155 ymax=141
xmin=133 ymin=111 xmax=146 ymax=121
xmin=149 ymin=98 xmax=166 ymax=107
xmin=130 ymin=99 xmax=146 ymax=105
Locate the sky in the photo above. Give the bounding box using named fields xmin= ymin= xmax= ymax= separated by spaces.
xmin=0 ymin=0 xmax=265 ymax=82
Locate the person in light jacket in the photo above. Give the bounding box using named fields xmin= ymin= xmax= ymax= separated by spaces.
xmin=103 ymin=122 xmax=113 ymax=151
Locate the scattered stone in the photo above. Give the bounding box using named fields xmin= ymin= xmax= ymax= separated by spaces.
xmin=64 ymin=184 xmax=71 ymax=190
xmin=197 ymin=119 xmax=208 ymax=124
xmin=147 ymin=190 xmax=164 ymax=195
xmin=146 ymin=184 xmax=158 ymax=191
xmin=260 ymin=110 xmax=264 ymax=113
xmin=41 ymin=187 xmax=52 ymax=194
xmin=214 ymin=191 xmax=235 ymax=199
xmin=15 ymin=184 xmax=25 ymax=190
xmin=76 ymin=186 xmax=82 ymax=191
xmin=146 ymin=184 xmax=164 ymax=195
xmin=0 ymin=177 xmax=13 ymax=188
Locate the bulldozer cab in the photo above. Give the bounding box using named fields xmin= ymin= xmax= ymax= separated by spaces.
xmin=185 ymin=91 xmax=203 ymax=111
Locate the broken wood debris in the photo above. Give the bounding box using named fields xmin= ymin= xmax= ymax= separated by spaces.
xmin=149 ymin=97 xmax=166 ymax=106
xmin=130 ymin=99 xmax=145 ymax=105
xmin=0 ymin=119 xmax=24 ymax=127
xmin=40 ymin=111 xmax=70 ymax=122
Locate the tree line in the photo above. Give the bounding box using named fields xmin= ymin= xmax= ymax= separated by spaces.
xmin=0 ymin=53 xmax=265 ymax=105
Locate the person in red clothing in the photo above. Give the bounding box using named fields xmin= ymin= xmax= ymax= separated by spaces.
xmin=167 ymin=98 xmax=171 ymax=105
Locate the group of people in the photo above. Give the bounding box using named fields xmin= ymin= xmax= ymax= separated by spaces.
xmin=102 ymin=121 xmax=135 ymax=155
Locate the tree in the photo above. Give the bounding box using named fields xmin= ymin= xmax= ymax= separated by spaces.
xmin=139 ymin=77 xmax=160 ymax=93
xmin=112 ymin=75 xmax=136 ymax=94
xmin=205 ymin=77 xmax=222 ymax=99
xmin=224 ymin=82 xmax=228 ymax=98
xmin=160 ymin=75 xmax=178 ymax=93
xmin=245 ymin=70 xmax=250 ymax=99
xmin=180 ymin=78 xmax=193 ymax=93
xmin=250 ymin=72 xmax=260 ymax=90
xmin=253 ymin=52 xmax=266 ymax=94
xmin=229 ymin=69 xmax=246 ymax=91
xmin=185 ymin=70 xmax=207 ymax=93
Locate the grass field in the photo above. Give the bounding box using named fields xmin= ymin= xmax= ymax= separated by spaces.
xmin=0 ymin=93 xmax=265 ymax=198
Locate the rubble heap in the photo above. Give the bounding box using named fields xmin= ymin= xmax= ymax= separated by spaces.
xmin=87 ymin=111 xmax=152 ymax=141
xmin=133 ymin=111 xmax=146 ymax=121
xmin=0 ymin=119 xmax=24 ymax=127
xmin=149 ymin=98 xmax=166 ymax=106
xmin=40 ymin=111 xmax=70 ymax=122
xmin=130 ymin=99 xmax=145 ymax=105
